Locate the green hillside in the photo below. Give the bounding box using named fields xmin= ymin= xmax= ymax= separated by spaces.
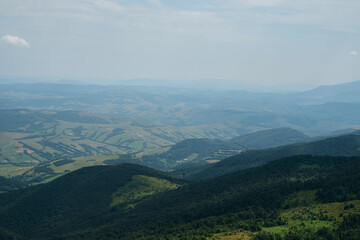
xmin=183 ymin=134 xmax=360 ymax=181
xmin=231 ymin=127 xmax=310 ymax=149
xmin=1 ymin=155 xmax=360 ymax=239
xmin=0 ymin=164 xmax=184 ymax=239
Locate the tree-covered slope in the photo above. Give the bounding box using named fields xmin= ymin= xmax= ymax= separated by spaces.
xmin=231 ymin=127 xmax=310 ymax=149
xmin=0 ymin=164 xmax=183 ymax=239
xmin=69 ymin=155 xmax=360 ymax=240
xmin=128 ymin=138 xmax=244 ymax=170
xmin=0 ymin=176 xmax=21 ymax=193
xmin=1 ymin=155 xmax=360 ymax=239
xmin=184 ymin=134 xmax=360 ymax=181
xmin=157 ymin=138 xmax=244 ymax=162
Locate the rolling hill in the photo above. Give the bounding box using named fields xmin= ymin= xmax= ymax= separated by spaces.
xmin=0 ymin=109 xmax=249 ymax=177
xmin=16 ymin=131 xmax=360 ymax=186
xmin=18 ymin=138 xmax=244 ymax=185
xmin=1 ymin=155 xmax=360 ymax=239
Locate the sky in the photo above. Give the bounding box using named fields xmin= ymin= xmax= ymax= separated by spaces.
xmin=0 ymin=0 xmax=360 ymax=90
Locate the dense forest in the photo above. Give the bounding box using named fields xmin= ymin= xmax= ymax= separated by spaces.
xmin=0 ymin=155 xmax=360 ymax=239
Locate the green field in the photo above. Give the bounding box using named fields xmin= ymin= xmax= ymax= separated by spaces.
xmin=20 ymin=155 xmax=119 ymax=184
xmin=0 ymin=109 xmax=249 ymax=179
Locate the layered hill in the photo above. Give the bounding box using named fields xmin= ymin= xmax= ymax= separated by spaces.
xmin=231 ymin=127 xmax=310 ymax=149
xmin=106 ymin=138 xmax=245 ymax=169
xmin=16 ymin=131 xmax=360 ymax=185
xmin=183 ymin=134 xmax=360 ymax=181
xmin=1 ymin=155 xmax=360 ymax=239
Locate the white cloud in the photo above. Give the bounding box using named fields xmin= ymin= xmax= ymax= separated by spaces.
xmin=349 ymin=51 xmax=358 ymax=56
xmin=2 ymin=35 xmax=30 ymax=47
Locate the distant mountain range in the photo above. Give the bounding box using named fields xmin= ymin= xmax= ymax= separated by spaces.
xmin=1 ymin=80 xmax=360 ymax=133
xmin=295 ymin=80 xmax=360 ymax=103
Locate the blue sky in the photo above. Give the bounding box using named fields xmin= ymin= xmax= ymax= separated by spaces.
xmin=0 ymin=0 xmax=359 ymax=90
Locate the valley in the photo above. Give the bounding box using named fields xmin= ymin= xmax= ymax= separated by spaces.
xmin=2 ymin=1 xmax=360 ymax=238
xmin=0 ymin=109 xmax=248 ymax=178
xmin=0 ymin=82 xmax=360 ymax=239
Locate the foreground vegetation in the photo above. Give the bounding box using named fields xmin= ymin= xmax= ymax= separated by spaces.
xmin=1 ymin=155 xmax=360 ymax=239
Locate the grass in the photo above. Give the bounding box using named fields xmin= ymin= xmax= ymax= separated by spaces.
xmin=21 ymin=155 xmax=120 ymax=184
xmin=208 ymin=231 xmax=252 ymax=240
xmin=282 ymin=190 xmax=317 ymax=208
xmin=138 ymin=146 xmax=171 ymax=156
xmin=207 ymin=190 xmax=360 ymax=240
xmin=264 ymin=194 xmax=360 ymax=237
xmin=0 ymin=164 xmax=33 ymax=177
xmin=49 ymin=155 xmax=115 ymax=173
xmin=110 ymin=175 xmax=180 ymax=208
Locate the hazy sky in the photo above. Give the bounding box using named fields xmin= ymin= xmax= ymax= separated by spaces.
xmin=0 ymin=0 xmax=359 ymax=89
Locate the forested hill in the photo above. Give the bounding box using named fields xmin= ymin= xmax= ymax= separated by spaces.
xmin=0 ymin=176 xmax=21 ymax=193
xmin=134 ymin=138 xmax=245 ymax=170
xmin=1 ymin=155 xmax=360 ymax=239
xmin=230 ymin=127 xmax=310 ymax=149
xmin=0 ymin=164 xmax=183 ymax=239
xmin=184 ymin=134 xmax=360 ymax=181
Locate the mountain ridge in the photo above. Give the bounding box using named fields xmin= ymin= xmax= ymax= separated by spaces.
xmin=231 ymin=127 xmax=310 ymax=149
xmin=183 ymin=134 xmax=360 ymax=181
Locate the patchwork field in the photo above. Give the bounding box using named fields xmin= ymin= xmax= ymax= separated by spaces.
xmin=0 ymin=109 xmax=249 ymax=179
